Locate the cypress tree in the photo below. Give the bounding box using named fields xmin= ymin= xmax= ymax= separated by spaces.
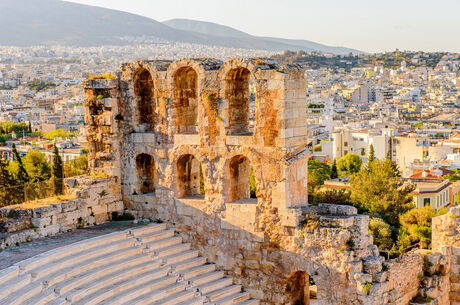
xmin=52 ymin=145 xmax=64 ymax=194
xmin=368 ymin=144 xmax=375 ymax=164
xmin=331 ymin=159 xmax=338 ymax=179
xmin=28 ymin=121 xmax=32 ymax=133
xmin=0 ymin=159 xmax=14 ymax=206
xmin=12 ymin=143 xmax=29 ymax=184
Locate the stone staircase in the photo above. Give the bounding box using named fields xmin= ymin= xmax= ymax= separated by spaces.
xmin=0 ymin=223 xmax=259 ymax=305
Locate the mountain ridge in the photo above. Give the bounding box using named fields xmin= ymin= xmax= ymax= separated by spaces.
xmin=0 ymin=0 xmax=364 ymax=54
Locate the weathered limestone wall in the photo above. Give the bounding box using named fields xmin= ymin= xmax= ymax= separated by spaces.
xmin=0 ymin=177 xmax=123 ymax=249
xmin=83 ymin=58 xmax=459 ymax=304
xmin=384 ymin=252 xmax=424 ymax=304
xmin=432 ymin=206 xmax=460 ymax=304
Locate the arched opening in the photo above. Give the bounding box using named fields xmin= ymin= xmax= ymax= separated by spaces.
xmin=224 ymin=67 xmax=255 ymax=135
xmin=135 ymin=154 xmax=155 ymax=194
xmin=226 ymin=155 xmax=257 ymax=202
xmin=286 ymin=271 xmax=310 ymax=305
xmin=173 ymin=67 xmax=198 ymax=134
xmin=134 ymin=69 xmax=155 ymax=132
xmin=177 ymin=154 xmax=204 ymax=198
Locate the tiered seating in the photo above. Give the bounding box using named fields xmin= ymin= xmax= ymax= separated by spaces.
xmin=0 ymin=223 xmax=259 ymax=305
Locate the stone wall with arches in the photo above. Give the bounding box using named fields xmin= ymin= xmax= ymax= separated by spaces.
xmin=83 ymin=58 xmax=456 ymax=304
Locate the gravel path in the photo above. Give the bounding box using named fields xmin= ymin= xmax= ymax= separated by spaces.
xmin=0 ymin=221 xmax=149 ymax=270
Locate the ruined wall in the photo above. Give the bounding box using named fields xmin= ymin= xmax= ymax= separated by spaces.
xmin=83 ymin=58 xmax=459 ymax=305
xmin=0 ymin=177 xmax=123 ymax=249
xmin=432 ymin=206 xmax=460 ymax=304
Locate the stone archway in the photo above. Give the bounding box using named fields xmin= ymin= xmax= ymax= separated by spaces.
xmin=135 ymin=153 xmax=155 ymax=194
xmin=176 ymin=154 xmax=204 ymax=198
xmin=134 ymin=68 xmax=155 ymax=132
xmin=173 ymin=67 xmax=198 ymax=134
xmin=224 ymin=67 xmax=254 ymax=135
xmin=225 ymin=155 xmax=257 ymax=202
xmin=285 ymin=271 xmax=310 ymax=305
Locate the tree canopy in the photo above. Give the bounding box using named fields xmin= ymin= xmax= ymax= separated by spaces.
xmin=350 ymin=159 xmax=415 ymax=227
xmin=337 ymin=153 xmax=362 ymax=175
xmin=397 ymin=206 xmax=447 ymax=250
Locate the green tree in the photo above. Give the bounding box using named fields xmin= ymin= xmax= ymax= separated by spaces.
xmin=385 ymin=151 xmax=400 ymax=177
xmin=0 ymin=159 xmax=21 ymax=206
xmin=368 ymin=144 xmax=375 ymax=164
xmin=44 ymin=129 xmax=73 ymax=140
xmin=397 ymin=206 xmax=447 ymax=250
xmin=369 ymin=217 xmax=393 ymax=251
xmin=64 ymin=155 xmax=89 ymax=177
xmin=22 ymin=149 xmax=51 ymax=183
xmin=331 ymin=159 xmax=338 ymax=179
xmin=0 ymin=159 xmax=12 ymax=188
xmin=28 ymin=121 xmax=32 ymax=133
xmin=444 ymin=169 xmax=460 ymax=182
xmin=11 ymin=143 xmax=29 ymax=184
xmin=308 ymin=160 xmax=331 ymax=194
xmin=337 ymin=153 xmax=362 ymax=175
xmin=52 ymin=145 xmax=64 ymax=195
xmin=350 ymin=159 xmax=415 ymax=227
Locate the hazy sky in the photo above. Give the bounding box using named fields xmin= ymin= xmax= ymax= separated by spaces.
xmin=68 ymin=0 xmax=459 ymax=53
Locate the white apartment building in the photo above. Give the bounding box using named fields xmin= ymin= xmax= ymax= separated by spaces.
xmin=321 ymin=128 xmax=391 ymax=161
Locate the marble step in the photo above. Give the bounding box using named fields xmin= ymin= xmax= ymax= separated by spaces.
xmin=69 ymin=267 xmax=169 ymax=304
xmin=130 ymin=223 xmax=167 ymax=237
xmin=16 ymin=230 xmax=129 ymax=273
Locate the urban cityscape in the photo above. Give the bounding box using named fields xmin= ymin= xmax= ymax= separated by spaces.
xmin=0 ymin=1 xmax=459 ymax=305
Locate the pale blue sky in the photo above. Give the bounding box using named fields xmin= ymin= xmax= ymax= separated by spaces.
xmin=68 ymin=0 xmax=459 ymax=53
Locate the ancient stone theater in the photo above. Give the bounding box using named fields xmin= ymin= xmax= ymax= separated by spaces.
xmin=81 ymin=58 xmax=459 ymax=304
xmin=0 ymin=58 xmax=458 ymax=305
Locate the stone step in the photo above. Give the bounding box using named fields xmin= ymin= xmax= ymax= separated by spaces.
xmin=21 ymin=289 xmax=55 ymax=305
xmin=69 ymin=267 xmax=170 ymax=304
xmin=47 ymin=297 xmax=68 ymax=305
xmin=101 ymin=279 xmax=186 ymax=305
xmin=175 ymin=257 xmax=208 ymax=272
xmin=207 ymin=285 xmax=242 ymax=302
xmin=16 ymin=230 xmax=129 ymax=273
xmin=0 ymin=266 xmax=19 ymax=286
xmin=43 ymin=246 xmax=144 ymax=288
xmin=0 ymin=274 xmax=31 ymax=300
xmin=30 ymin=238 xmax=137 ymax=279
xmin=54 ymin=252 xmax=156 ymax=295
xmin=150 ymin=289 xmax=196 ymax=305
xmin=0 ymin=281 xmax=42 ymax=305
xmin=146 ymin=236 xmax=183 ymax=251
xmin=177 ymin=297 xmax=206 ymax=305
xmin=189 ymin=271 xmax=225 ymax=287
xmin=137 ymin=229 xmax=175 ymax=243
xmin=212 ymin=292 xmax=251 ymax=305
xmin=200 ymin=277 xmax=234 ymax=295
xmin=181 ymin=264 xmax=216 ymax=280
xmin=130 ymin=223 xmax=167 ymax=237
xmin=156 ymin=242 xmax=191 ymax=258
xmin=235 ymin=299 xmax=260 ymax=305
xmin=164 ymin=249 xmax=199 ymax=265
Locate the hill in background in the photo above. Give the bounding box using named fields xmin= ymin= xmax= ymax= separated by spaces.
xmin=0 ymin=0 xmax=363 ymax=54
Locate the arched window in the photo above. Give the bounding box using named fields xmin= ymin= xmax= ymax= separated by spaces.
xmin=173 ymin=67 xmax=198 ymax=134
xmin=226 ymin=155 xmax=257 ymax=202
xmin=285 ymin=271 xmax=310 ymax=305
xmin=177 ymin=154 xmax=204 ymax=198
xmin=135 ymin=154 xmax=155 ymax=194
xmin=134 ymin=69 xmax=155 ymax=132
xmin=224 ymin=67 xmax=255 ymax=135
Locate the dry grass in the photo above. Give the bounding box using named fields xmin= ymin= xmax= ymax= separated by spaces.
xmin=18 ymin=194 xmax=77 ymax=209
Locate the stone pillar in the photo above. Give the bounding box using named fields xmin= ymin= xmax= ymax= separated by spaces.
xmin=83 ymin=78 xmax=121 ymax=178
